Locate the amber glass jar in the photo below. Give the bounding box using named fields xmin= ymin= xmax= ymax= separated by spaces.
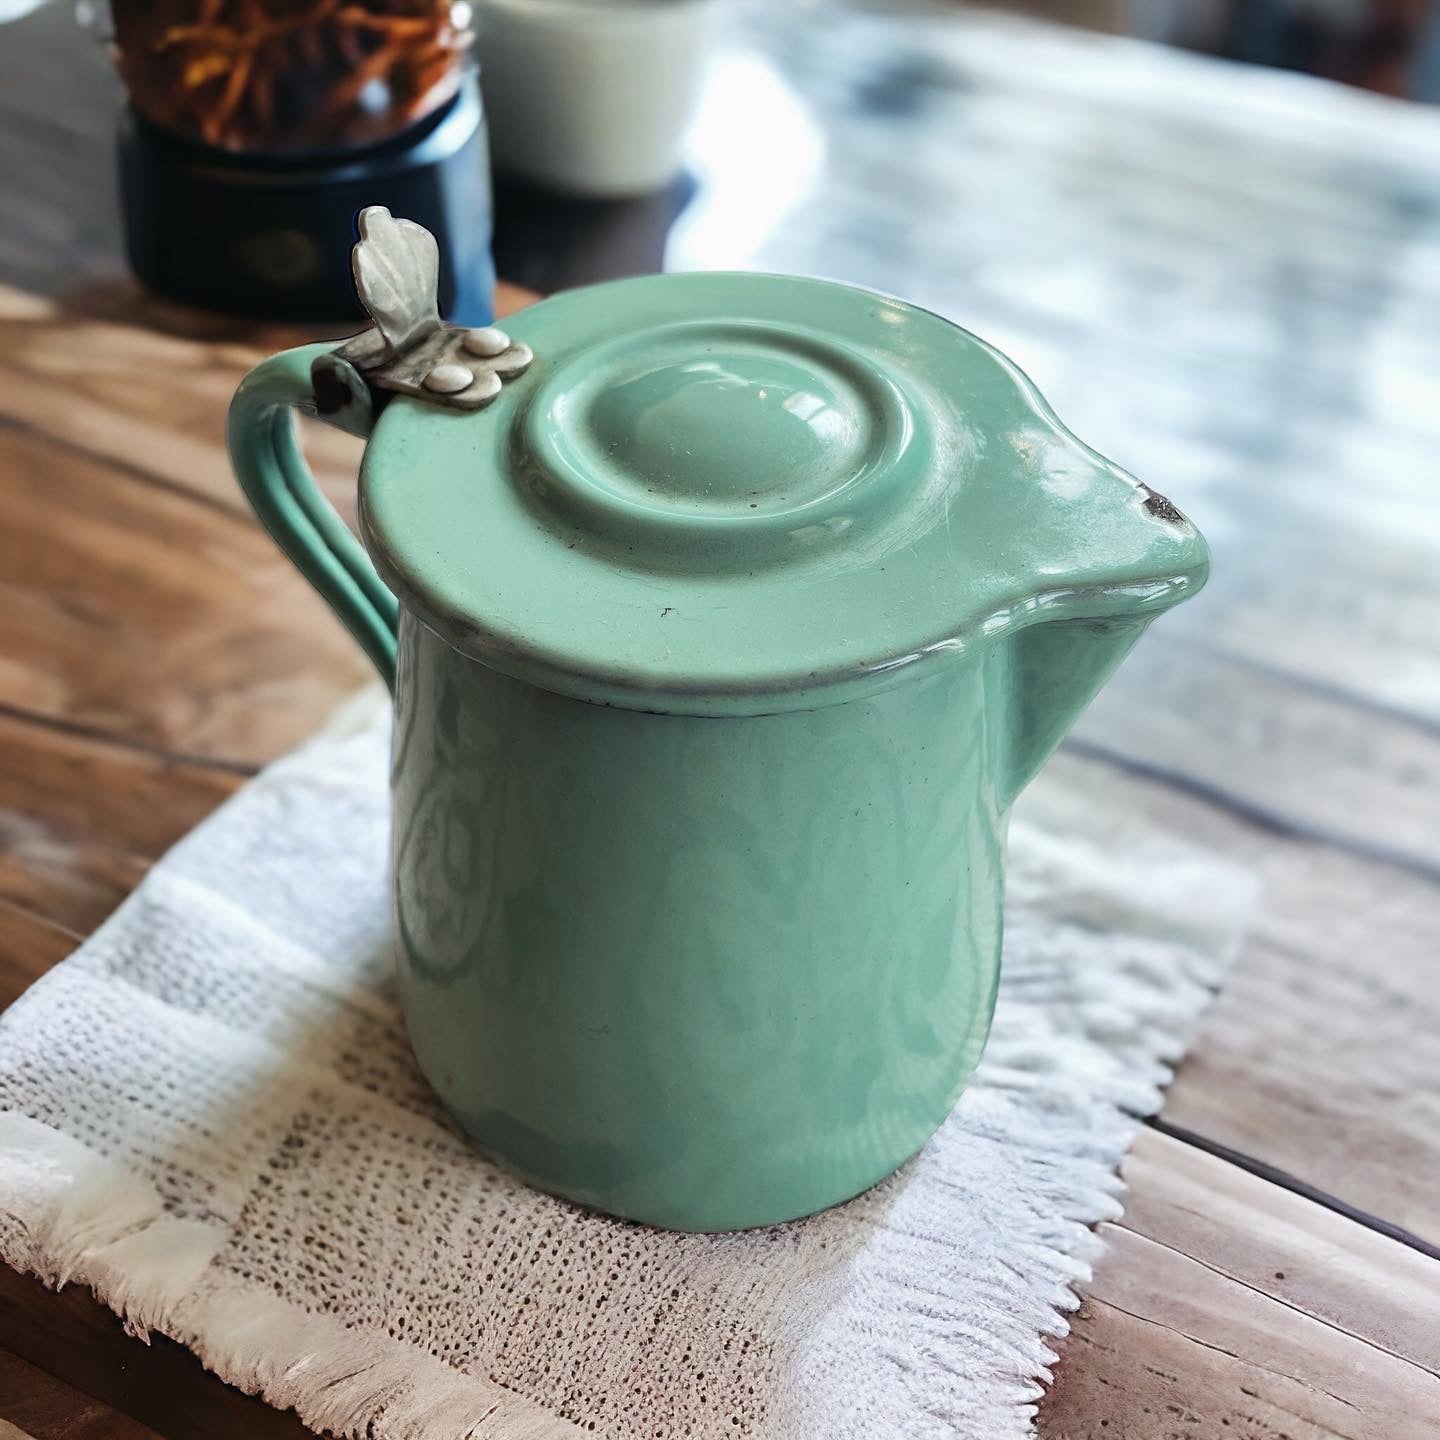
xmin=108 ymin=0 xmax=473 ymax=153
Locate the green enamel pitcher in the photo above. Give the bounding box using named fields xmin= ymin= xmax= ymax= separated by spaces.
xmin=228 ymin=208 xmax=1207 ymax=1231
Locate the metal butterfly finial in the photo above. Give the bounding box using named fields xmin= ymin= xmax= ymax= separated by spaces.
xmin=330 ymin=206 xmax=533 ymax=412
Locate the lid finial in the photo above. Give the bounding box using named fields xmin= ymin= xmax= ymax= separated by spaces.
xmin=332 ymin=206 xmax=533 ymax=412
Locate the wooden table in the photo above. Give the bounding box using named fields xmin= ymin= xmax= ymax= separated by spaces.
xmin=3 ymin=3 xmax=1440 ymax=1438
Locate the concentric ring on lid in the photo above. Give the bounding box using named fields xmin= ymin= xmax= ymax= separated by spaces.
xmin=517 ymin=320 xmax=917 ymax=566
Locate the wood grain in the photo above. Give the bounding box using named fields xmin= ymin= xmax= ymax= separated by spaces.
xmin=0 ymin=281 xmax=540 ymax=525
xmin=1075 ymin=639 xmax=1440 ymax=878
xmin=1040 ymin=1129 xmax=1440 ymax=1439
xmin=0 ymin=286 xmax=353 ymax=519
xmin=0 ymin=709 xmax=241 ymax=937
xmin=1119 ymin=1132 xmax=1440 ymax=1374
xmin=1024 ymin=748 xmax=1440 ymax=1243
xmin=0 ymin=411 xmax=368 ymax=765
xmin=0 ymin=902 xmax=78 ymax=1012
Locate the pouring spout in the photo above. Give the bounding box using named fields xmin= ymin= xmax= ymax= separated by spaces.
xmin=995 ymin=482 xmax=1209 ymax=809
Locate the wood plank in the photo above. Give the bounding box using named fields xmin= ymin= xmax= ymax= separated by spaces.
xmin=1025 ymin=749 xmax=1440 ymax=1243
xmin=0 ymin=1348 xmax=164 ymax=1440
xmin=1120 ymin=1130 xmax=1440 ymax=1372
xmin=0 ymin=282 xmax=536 ymax=525
xmin=1075 ymin=637 xmax=1440 ymax=878
xmin=0 ymin=711 xmax=241 ymax=940
xmin=0 ymin=301 xmax=363 ymax=521
xmin=1160 ymin=844 xmax=1440 ymax=1246
xmin=0 ymin=1269 xmax=312 ymax=1440
xmin=0 ymin=419 xmax=369 ymax=767
xmin=1039 ymin=1129 xmax=1440 ymax=1439
xmin=1159 ymin=499 xmax=1440 ymax=734
xmin=0 ymin=901 xmax=77 ymax=1012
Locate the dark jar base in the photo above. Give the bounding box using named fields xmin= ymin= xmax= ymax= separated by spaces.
xmin=118 ymin=75 xmax=496 ymax=326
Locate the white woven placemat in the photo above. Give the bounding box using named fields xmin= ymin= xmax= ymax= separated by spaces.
xmin=0 ymin=696 xmax=1255 ymax=1439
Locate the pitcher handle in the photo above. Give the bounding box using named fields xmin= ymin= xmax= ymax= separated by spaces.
xmin=226 ymin=342 xmax=399 ymax=689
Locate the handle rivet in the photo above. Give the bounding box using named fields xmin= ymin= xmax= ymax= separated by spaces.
xmin=463 ymin=326 xmax=512 ymax=358
xmin=424 ymin=363 xmax=475 ymax=394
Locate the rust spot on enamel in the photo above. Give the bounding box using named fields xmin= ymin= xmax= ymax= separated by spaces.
xmin=1143 ymin=489 xmax=1185 ymax=525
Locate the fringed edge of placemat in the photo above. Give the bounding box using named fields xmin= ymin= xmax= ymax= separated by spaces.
xmin=0 ymin=1111 xmax=583 ymax=1440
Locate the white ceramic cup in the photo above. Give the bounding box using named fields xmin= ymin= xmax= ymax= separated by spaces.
xmin=474 ymin=0 xmax=717 ymax=197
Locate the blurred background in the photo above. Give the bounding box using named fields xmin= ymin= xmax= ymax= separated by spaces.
xmin=996 ymin=0 xmax=1440 ymax=96
xmin=4 ymin=0 xmax=1440 ymax=307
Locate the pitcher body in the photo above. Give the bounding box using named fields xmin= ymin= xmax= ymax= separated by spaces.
xmin=394 ymin=612 xmax=1010 ymax=1229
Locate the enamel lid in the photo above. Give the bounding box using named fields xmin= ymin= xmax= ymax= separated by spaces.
xmin=359 ymin=271 xmax=1208 ymax=715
